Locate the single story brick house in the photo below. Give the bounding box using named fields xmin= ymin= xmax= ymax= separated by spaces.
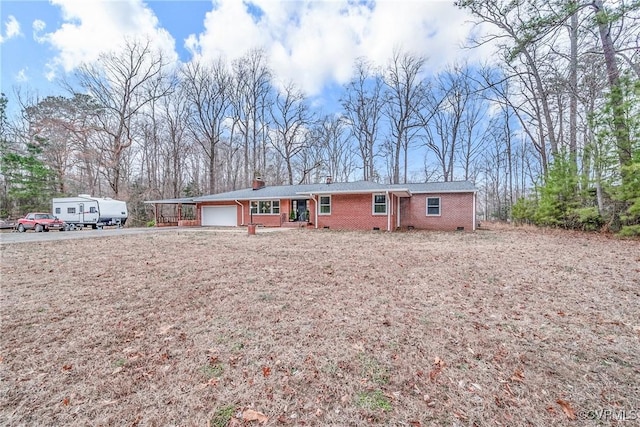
xmin=146 ymin=179 xmax=477 ymax=231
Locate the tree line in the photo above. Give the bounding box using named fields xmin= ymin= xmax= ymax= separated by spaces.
xmin=1 ymin=0 xmax=638 ymax=234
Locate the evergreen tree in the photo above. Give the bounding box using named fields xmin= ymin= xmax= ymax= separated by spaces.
xmin=1 ymin=137 xmax=57 ymax=214
xmin=534 ymin=152 xmax=580 ymax=227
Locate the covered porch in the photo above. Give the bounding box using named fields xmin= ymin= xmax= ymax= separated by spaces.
xmin=144 ymin=198 xmax=198 ymax=227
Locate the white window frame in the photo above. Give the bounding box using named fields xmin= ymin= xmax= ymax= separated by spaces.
xmin=372 ymin=193 xmax=387 ymax=215
xmin=426 ymin=197 xmax=441 ymax=216
xmin=251 ymin=200 xmax=280 ymax=215
xmin=319 ymin=195 xmax=331 ymax=215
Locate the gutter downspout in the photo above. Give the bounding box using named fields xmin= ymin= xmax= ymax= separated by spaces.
xmin=154 ymin=204 xmax=159 ymax=227
xmin=397 ymin=195 xmax=401 ymax=229
xmin=310 ymin=194 xmax=318 ymax=229
xmin=472 ymin=192 xmax=476 ymax=231
xmin=386 ymin=191 xmax=391 ymax=232
xmin=235 ymin=200 xmax=244 ymax=225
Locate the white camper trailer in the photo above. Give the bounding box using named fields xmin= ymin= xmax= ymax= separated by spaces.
xmin=52 ymin=195 xmax=128 ymax=230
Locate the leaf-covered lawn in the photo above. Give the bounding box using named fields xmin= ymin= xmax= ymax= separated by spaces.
xmin=1 ymin=226 xmax=639 ymax=426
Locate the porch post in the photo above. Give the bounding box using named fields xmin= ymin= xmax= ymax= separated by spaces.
xmin=386 ymin=191 xmax=391 ymax=232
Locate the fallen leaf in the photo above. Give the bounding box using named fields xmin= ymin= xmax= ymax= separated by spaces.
xmin=242 ymin=409 xmax=268 ymax=424
xmin=262 ymin=366 xmax=271 ymax=377
xmin=62 ymin=397 xmax=70 ymax=406
xmin=556 ymin=399 xmax=576 ymax=420
xmin=429 ymin=366 xmax=442 ymax=382
xmin=62 ymin=364 xmax=73 ymax=371
xmin=409 ymin=421 xmax=422 ymax=427
xmin=494 ymin=395 xmax=503 ymax=407
xmin=510 ymin=368 xmax=524 ymax=382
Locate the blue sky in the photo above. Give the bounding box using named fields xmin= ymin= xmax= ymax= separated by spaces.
xmin=1 ymin=0 xmax=491 ymax=117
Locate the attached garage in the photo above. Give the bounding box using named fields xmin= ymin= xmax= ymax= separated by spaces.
xmin=201 ymin=205 xmax=237 ymax=226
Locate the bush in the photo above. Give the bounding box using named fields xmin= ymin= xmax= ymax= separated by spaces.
xmin=619 ymin=224 xmax=640 ymax=237
xmin=511 ymin=197 xmax=536 ymax=225
xmin=567 ymin=207 xmax=604 ymax=231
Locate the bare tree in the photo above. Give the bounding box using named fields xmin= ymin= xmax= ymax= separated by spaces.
xmin=269 ymin=82 xmax=313 ymax=185
xmin=182 ymin=57 xmax=233 ymax=193
xmin=423 ymin=64 xmax=477 ymax=182
xmin=341 ymin=58 xmax=384 ymax=181
xmin=231 ymin=49 xmax=273 ymax=187
xmin=457 ymin=0 xmax=561 ymax=162
xmin=311 ymin=115 xmax=355 ymax=183
xmin=72 ymin=38 xmax=171 ymax=198
xmin=383 ymin=48 xmax=428 ymax=183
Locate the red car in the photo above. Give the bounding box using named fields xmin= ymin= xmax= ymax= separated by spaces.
xmin=16 ymin=212 xmax=66 ymax=232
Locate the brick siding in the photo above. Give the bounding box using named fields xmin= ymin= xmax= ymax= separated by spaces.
xmin=315 ymin=193 xmax=394 ymax=231
xmin=400 ymin=192 xmax=474 ymax=231
xmin=196 ymin=192 xmax=474 ymax=231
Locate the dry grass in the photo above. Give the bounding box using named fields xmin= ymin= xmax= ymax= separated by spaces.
xmin=1 ymin=226 xmax=639 ymax=426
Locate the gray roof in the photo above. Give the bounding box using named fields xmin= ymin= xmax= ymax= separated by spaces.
xmin=394 ymin=181 xmax=477 ymax=193
xmin=144 ymin=197 xmax=197 ymax=204
xmin=193 ymin=180 xmax=475 ymax=202
xmin=144 ymin=181 xmax=476 ymax=204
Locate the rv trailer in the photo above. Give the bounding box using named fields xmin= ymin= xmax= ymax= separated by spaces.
xmin=52 ymin=195 xmax=128 ymax=230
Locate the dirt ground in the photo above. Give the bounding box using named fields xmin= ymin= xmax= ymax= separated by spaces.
xmin=1 ymin=225 xmax=639 ymax=426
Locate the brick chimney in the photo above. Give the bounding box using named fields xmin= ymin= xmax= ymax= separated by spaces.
xmin=326 ymin=175 xmax=332 ymax=184
xmin=252 ymin=177 xmax=265 ymax=190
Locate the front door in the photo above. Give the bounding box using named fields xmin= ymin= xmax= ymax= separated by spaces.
xmin=293 ymin=199 xmax=308 ymax=222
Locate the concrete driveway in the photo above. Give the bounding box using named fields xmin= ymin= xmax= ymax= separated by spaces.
xmin=0 ymin=225 xmax=291 ymax=245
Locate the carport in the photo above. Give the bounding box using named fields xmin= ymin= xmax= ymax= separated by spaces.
xmin=144 ymin=197 xmax=198 ymax=227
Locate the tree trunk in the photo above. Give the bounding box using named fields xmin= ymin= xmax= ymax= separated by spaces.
xmin=593 ymin=0 xmax=632 ymax=169
xmin=568 ymin=7 xmax=578 ymax=166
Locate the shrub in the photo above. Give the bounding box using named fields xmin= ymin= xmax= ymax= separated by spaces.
xmin=511 ymin=197 xmax=536 ymax=225
xmin=568 ymin=207 xmax=604 ymax=231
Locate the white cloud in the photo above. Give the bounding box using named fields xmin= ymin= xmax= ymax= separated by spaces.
xmin=41 ymin=0 xmax=177 ymax=79
xmin=187 ymin=0 xmax=490 ymax=96
xmin=16 ymin=68 xmax=29 ymax=83
xmin=0 ymin=15 xmax=22 ymax=43
xmin=35 ymin=0 xmax=494 ymax=97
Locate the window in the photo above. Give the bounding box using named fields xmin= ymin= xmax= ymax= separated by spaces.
xmin=252 ymin=200 xmax=280 ymax=215
xmin=67 ymin=207 xmax=76 ymax=214
xmin=319 ymin=196 xmax=331 ymax=215
xmin=89 ymin=207 xmax=97 ymax=213
xmin=372 ymin=194 xmax=387 ymax=214
xmin=426 ymin=197 xmax=441 ymax=216
xmin=55 ymin=207 xmax=61 ymax=214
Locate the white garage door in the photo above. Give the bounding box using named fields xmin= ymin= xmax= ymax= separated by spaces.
xmin=201 ymin=205 xmax=237 ymax=226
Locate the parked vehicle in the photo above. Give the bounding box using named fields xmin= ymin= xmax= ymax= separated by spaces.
xmin=52 ymin=195 xmax=128 ymax=230
xmin=16 ymin=213 xmax=66 ymax=232
xmin=0 ymin=218 xmax=16 ymax=230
